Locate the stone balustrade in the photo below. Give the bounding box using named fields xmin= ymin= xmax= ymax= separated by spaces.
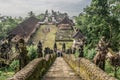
xmin=8 ymin=54 xmax=56 ymax=80
xmin=63 ymin=54 xmax=117 ymax=80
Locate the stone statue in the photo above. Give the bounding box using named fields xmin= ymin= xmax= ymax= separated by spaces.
xmin=0 ymin=41 xmax=8 ymax=59
xmin=72 ymin=47 xmax=76 ymax=54
xmin=37 ymin=41 xmax=43 ymax=57
xmin=44 ymin=47 xmax=50 ymax=54
xmin=78 ymin=39 xmax=84 ymax=57
xmin=62 ymin=43 xmax=66 ymax=52
xmin=93 ymin=36 xmax=108 ymax=70
xmin=0 ymin=39 xmax=12 ymax=59
xmin=18 ymin=38 xmax=28 ymax=70
xmin=54 ymin=42 xmax=57 ymax=53
xmin=15 ymin=43 xmax=19 ymax=52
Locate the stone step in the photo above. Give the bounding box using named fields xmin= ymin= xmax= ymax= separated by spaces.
xmin=42 ymin=57 xmax=82 ymax=80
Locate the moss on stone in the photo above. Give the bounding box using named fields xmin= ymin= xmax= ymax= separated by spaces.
xmin=63 ymin=54 xmax=117 ymax=80
xmin=8 ymin=54 xmax=57 ymax=80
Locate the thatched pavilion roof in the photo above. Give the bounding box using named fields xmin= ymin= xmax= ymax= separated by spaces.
xmin=72 ymin=30 xmax=84 ymax=39
xmin=57 ymin=16 xmax=73 ymax=25
xmin=57 ymin=16 xmax=74 ymax=30
xmin=9 ymin=17 xmax=39 ymax=42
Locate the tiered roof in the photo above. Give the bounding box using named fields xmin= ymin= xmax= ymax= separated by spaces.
xmin=57 ymin=16 xmax=74 ymax=30
xmin=72 ymin=30 xmax=84 ymax=39
xmin=57 ymin=16 xmax=73 ymax=25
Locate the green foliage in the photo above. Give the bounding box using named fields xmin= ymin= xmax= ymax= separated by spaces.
xmin=0 ymin=71 xmax=14 ymax=80
xmin=87 ymin=49 xmax=96 ymax=60
xmin=74 ymin=45 xmax=96 ymax=60
xmin=76 ymin=1 xmax=120 ymax=78
xmin=105 ymin=60 xmax=120 ymax=79
xmin=0 ymin=16 xmax=22 ymax=39
xmin=0 ymin=63 xmax=16 ymax=80
xmin=109 ymin=0 xmax=120 ymax=20
xmin=74 ymin=50 xmax=79 ymax=58
xmin=0 ymin=71 xmax=2 ymax=76
xmin=27 ymin=45 xmax=37 ymax=61
xmin=76 ymin=0 xmax=120 ymax=51
xmin=83 ymin=45 xmax=96 ymax=60
xmin=105 ymin=60 xmax=114 ymax=73
xmin=10 ymin=60 xmax=19 ymax=71
xmin=83 ymin=44 xmax=91 ymax=57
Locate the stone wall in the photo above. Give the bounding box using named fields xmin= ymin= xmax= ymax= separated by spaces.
xmin=8 ymin=54 xmax=56 ymax=80
xmin=63 ymin=54 xmax=117 ymax=80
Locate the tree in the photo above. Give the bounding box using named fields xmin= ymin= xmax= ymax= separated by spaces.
xmin=28 ymin=11 xmax=35 ymax=17
xmin=76 ymin=0 xmax=120 ymax=51
xmin=0 ymin=16 xmax=23 ymax=40
xmin=109 ymin=0 xmax=120 ymax=20
xmin=107 ymin=0 xmax=120 ymax=51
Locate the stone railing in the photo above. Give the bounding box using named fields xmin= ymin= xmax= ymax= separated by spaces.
xmin=8 ymin=54 xmax=56 ymax=80
xmin=63 ymin=54 xmax=117 ymax=80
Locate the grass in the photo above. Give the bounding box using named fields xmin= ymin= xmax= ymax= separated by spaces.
xmin=0 ymin=67 xmax=15 ymax=80
xmin=43 ymin=25 xmax=57 ymax=49
xmin=31 ymin=25 xmax=57 ymax=49
xmin=105 ymin=60 xmax=120 ymax=80
xmin=31 ymin=25 xmax=47 ymax=45
xmin=0 ymin=72 xmax=14 ymax=80
xmin=31 ymin=25 xmax=73 ymax=50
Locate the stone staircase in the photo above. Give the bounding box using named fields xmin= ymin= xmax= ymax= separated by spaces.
xmin=42 ymin=57 xmax=82 ymax=80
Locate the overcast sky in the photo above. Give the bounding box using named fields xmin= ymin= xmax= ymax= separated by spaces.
xmin=0 ymin=0 xmax=91 ymax=17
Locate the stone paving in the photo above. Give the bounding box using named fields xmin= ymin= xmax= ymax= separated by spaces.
xmin=42 ymin=57 xmax=82 ymax=80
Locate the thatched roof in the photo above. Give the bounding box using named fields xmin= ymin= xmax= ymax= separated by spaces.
xmin=10 ymin=17 xmax=39 ymax=38
xmin=72 ymin=30 xmax=84 ymax=39
xmin=57 ymin=16 xmax=73 ymax=25
xmin=9 ymin=17 xmax=39 ymax=42
xmin=58 ymin=24 xmax=73 ymax=30
xmin=57 ymin=16 xmax=74 ymax=30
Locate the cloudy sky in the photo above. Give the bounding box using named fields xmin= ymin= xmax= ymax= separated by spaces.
xmin=0 ymin=0 xmax=91 ymax=17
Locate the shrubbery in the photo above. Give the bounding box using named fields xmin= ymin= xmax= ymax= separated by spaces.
xmin=83 ymin=44 xmax=96 ymax=60
xmin=10 ymin=60 xmax=19 ymax=71
xmin=27 ymin=45 xmax=37 ymax=61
